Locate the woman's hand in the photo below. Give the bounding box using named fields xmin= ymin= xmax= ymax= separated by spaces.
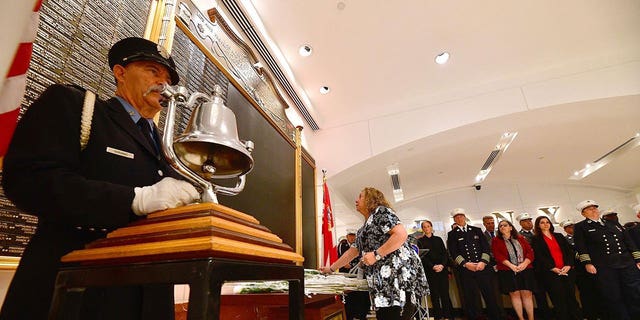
xmin=559 ymin=266 xmax=571 ymax=275
xmin=319 ymin=266 xmax=333 ymax=274
xmin=361 ymin=251 xmax=376 ymax=266
xmin=514 ymin=259 xmax=530 ymax=272
xmin=433 ymin=264 xmax=445 ymax=272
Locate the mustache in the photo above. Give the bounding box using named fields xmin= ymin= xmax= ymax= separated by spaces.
xmin=143 ymin=84 xmax=168 ymax=97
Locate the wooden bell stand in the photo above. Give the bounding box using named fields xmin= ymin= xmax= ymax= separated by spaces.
xmin=48 ymin=203 xmax=305 ymax=320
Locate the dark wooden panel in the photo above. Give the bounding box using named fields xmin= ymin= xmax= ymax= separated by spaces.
xmin=302 ymin=158 xmax=318 ymax=268
xmin=217 ymin=84 xmax=296 ymax=249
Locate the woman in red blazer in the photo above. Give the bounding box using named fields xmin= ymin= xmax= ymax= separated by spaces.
xmin=530 ymin=216 xmax=580 ymax=320
xmin=491 ymin=220 xmax=536 ymax=320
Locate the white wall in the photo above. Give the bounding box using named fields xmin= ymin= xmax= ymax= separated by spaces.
xmin=333 ymin=182 xmax=638 ymax=241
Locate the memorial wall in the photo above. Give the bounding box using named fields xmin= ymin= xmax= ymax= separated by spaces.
xmin=1 ymin=0 xmax=318 ymax=270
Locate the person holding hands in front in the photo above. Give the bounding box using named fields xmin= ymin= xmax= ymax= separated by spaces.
xmin=531 ymin=216 xmax=580 ymax=320
xmin=491 ymin=220 xmax=536 ymax=320
xmin=573 ymin=200 xmax=640 ymax=320
xmin=417 ymin=220 xmax=453 ymax=320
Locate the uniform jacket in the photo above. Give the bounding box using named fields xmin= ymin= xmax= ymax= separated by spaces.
xmin=530 ymin=233 xmax=575 ymax=272
xmin=1 ymin=84 xmax=181 ymax=319
xmin=627 ymin=223 xmax=640 ymax=249
xmin=518 ymin=229 xmax=534 ymax=243
xmin=337 ymin=239 xmax=359 ymax=272
xmin=447 ymin=224 xmax=491 ymax=267
xmin=491 ymin=235 xmax=534 ymax=271
xmin=482 ymin=229 xmax=498 ymax=266
xmin=565 ymin=233 xmax=575 ymax=247
xmin=573 ymin=217 xmax=640 ymax=268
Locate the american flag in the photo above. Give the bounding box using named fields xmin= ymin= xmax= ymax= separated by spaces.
xmin=0 ymin=0 xmax=42 ymax=157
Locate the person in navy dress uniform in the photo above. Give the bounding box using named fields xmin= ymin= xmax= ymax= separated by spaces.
xmin=626 ymin=204 xmax=640 ymax=248
xmin=573 ymin=199 xmax=640 ymax=320
xmin=447 ymin=208 xmax=501 ymax=320
xmin=0 ymin=37 xmax=200 ymax=320
xmin=516 ymin=213 xmax=535 ymax=244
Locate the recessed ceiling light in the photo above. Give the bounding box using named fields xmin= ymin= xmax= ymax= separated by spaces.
xmin=337 ymin=2 xmax=346 ymax=10
xmin=298 ymin=44 xmax=313 ymax=57
xmin=435 ymin=52 xmax=450 ymax=64
xmin=320 ymin=86 xmax=330 ymax=94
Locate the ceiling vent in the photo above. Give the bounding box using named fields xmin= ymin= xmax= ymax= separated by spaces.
xmin=475 ymin=132 xmax=518 ymax=185
xmin=569 ymin=132 xmax=640 ymax=180
xmin=387 ymin=164 xmax=404 ymax=202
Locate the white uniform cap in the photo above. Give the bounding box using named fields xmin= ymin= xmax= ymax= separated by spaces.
xmin=576 ymin=200 xmax=599 ymax=213
xmin=516 ymin=212 xmax=532 ymax=222
xmin=346 ymin=229 xmax=357 ymax=235
xmin=601 ymin=210 xmax=617 ymax=217
xmin=633 ymin=204 xmax=640 ymax=214
xmin=559 ymin=219 xmax=574 ymax=228
xmin=450 ymin=208 xmax=466 ymax=217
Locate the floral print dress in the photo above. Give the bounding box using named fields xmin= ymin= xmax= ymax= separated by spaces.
xmin=355 ymin=206 xmax=429 ymax=308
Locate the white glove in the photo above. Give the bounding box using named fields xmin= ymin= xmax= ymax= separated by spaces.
xmin=132 ymin=177 xmax=199 ymax=215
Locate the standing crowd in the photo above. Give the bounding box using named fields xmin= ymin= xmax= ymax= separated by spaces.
xmin=325 ymin=187 xmax=640 ymax=320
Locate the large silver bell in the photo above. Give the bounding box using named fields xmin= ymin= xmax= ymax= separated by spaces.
xmin=174 ymin=86 xmax=253 ymax=179
xmin=160 ymin=84 xmax=254 ymax=203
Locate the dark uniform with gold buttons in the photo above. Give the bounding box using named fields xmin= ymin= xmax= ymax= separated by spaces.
xmin=562 ymin=219 xmax=605 ymax=320
xmin=447 ymin=208 xmax=501 ymax=320
xmin=574 ymin=213 xmax=640 ymax=320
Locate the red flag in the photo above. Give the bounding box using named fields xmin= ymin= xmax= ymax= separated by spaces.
xmin=322 ymin=177 xmax=338 ymax=266
xmin=0 ymin=0 xmax=42 ymax=156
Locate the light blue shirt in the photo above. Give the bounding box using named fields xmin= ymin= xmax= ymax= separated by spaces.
xmin=115 ymin=96 xmax=153 ymax=127
xmin=116 ymin=96 xmax=157 ymax=146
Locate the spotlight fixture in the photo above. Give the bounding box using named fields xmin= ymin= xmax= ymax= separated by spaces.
xmin=435 ymin=52 xmax=450 ymax=64
xmin=474 ymin=132 xmax=518 ymax=184
xmin=569 ymin=131 xmax=640 ymax=180
xmin=298 ymin=44 xmax=313 ymax=57
xmin=320 ymin=86 xmax=330 ymax=94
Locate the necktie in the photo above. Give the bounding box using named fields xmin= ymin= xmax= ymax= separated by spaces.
xmin=137 ymin=118 xmax=158 ymax=154
xmin=489 ymin=231 xmax=494 ymax=238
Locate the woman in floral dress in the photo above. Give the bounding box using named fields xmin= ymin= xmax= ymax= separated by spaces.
xmin=322 ymin=187 xmax=429 ymax=320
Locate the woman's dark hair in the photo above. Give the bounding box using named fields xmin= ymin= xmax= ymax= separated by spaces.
xmin=497 ymin=220 xmax=519 ymax=239
xmin=534 ymin=216 xmax=554 ymax=236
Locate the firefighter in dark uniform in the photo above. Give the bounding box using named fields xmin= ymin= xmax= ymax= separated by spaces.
xmin=337 ymin=229 xmax=371 ymax=320
xmin=447 ymin=208 xmax=502 ymax=320
xmin=560 ymin=220 xmax=575 ymax=246
xmin=573 ymin=199 xmax=640 ymax=320
xmin=561 ymin=219 xmax=605 ymax=320
xmin=627 ymin=204 xmax=640 ymax=248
